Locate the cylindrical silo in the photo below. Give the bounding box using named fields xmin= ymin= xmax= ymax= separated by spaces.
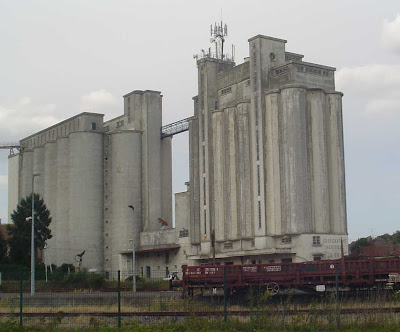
xmin=279 ymin=86 xmax=311 ymax=234
xmin=69 ymin=131 xmax=104 ymax=271
xmin=43 ymin=141 xmax=57 ymax=264
xmin=308 ymin=90 xmax=330 ymax=233
xmin=20 ymin=149 xmax=34 ymax=200
xmin=55 ymin=137 xmax=70 ymax=265
xmin=33 ymin=146 xmax=45 ymax=197
xmin=212 ymin=110 xmax=225 ymax=241
xmin=326 ymin=92 xmax=347 ymax=234
xmin=109 ymin=130 xmax=142 ymax=272
xmin=264 ymin=91 xmax=282 ymax=236
xmin=236 ymin=102 xmax=252 ymax=238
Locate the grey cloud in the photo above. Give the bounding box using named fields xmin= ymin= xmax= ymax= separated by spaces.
xmin=382 ymin=14 xmax=400 ymax=54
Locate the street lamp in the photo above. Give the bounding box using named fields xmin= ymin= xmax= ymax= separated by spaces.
xmin=128 ymin=205 xmax=136 ymax=292
xmin=31 ymin=172 xmax=41 ymax=295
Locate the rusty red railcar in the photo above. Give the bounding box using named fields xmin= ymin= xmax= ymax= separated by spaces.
xmin=174 ymin=257 xmax=400 ymax=295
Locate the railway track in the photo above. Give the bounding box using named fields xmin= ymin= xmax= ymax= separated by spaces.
xmin=1 ymin=307 xmax=400 ymax=317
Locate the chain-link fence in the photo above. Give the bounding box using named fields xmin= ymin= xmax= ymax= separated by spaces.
xmin=0 ymin=270 xmax=400 ymax=330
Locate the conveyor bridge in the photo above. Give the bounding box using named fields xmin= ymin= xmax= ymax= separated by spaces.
xmin=161 ymin=117 xmax=191 ymax=139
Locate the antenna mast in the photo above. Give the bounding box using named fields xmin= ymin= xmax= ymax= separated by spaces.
xmin=210 ymin=21 xmax=228 ymax=60
xmin=194 ymin=20 xmax=234 ymax=62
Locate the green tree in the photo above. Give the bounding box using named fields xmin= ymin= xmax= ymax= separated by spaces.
xmin=349 ymin=237 xmax=370 ymax=252
xmin=0 ymin=231 xmax=7 ymax=263
xmin=7 ymin=194 xmax=52 ymax=265
xmin=391 ymin=231 xmax=400 ymax=244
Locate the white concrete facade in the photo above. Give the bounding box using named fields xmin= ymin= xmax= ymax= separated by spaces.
xmin=188 ymin=34 xmax=348 ymax=264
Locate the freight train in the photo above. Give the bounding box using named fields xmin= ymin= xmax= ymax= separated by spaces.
xmin=171 ymin=256 xmax=400 ymax=296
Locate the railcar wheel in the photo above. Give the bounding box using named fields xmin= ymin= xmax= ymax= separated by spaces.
xmin=266 ymin=282 xmax=279 ymax=295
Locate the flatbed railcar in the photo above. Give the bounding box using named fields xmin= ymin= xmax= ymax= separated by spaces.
xmin=173 ymin=257 xmax=400 ymax=296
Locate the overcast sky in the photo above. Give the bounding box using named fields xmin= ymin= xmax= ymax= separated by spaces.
xmin=0 ymin=0 xmax=399 ymax=242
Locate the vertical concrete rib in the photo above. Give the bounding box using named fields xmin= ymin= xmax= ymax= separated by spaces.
xmin=44 ymin=142 xmax=58 ymax=264
xmin=279 ymin=86 xmax=311 ymax=234
xmin=69 ymin=131 xmax=103 ymax=271
xmin=212 ymin=110 xmax=225 ymax=241
xmin=308 ymin=90 xmax=330 ymax=233
xmin=227 ymin=108 xmax=238 ymax=239
xmin=265 ymin=91 xmax=282 ymax=235
xmin=55 ymin=137 xmax=70 ymax=265
xmin=189 ymin=117 xmax=201 ymax=244
xmin=326 ymin=92 xmax=347 ymax=234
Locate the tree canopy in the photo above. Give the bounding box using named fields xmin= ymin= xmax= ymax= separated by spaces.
xmin=7 ymin=194 xmax=52 ymax=265
xmin=0 ymin=230 xmax=7 ymax=263
xmin=350 ymin=230 xmax=400 ymax=252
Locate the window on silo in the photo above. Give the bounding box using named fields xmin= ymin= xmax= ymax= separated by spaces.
xmin=92 ymin=122 xmax=96 ymax=130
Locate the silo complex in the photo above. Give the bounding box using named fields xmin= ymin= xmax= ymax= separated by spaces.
xmin=9 ymin=33 xmax=349 ymax=271
xmin=189 ymin=34 xmax=348 ymax=264
xmin=16 ymin=113 xmax=105 ymax=271
xmin=13 ymin=90 xmax=172 ymax=273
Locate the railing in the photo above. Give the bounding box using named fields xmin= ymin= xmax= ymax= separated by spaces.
xmin=0 ymin=142 xmax=20 ymax=149
xmin=161 ymin=118 xmax=191 ymax=138
xmin=194 ymin=52 xmax=235 ymax=63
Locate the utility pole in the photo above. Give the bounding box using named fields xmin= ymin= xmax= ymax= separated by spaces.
xmin=31 ymin=172 xmax=41 ymax=295
xmin=128 ymin=205 xmax=136 ymax=292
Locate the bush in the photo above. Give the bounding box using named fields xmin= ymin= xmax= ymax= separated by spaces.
xmin=56 ymin=271 xmax=105 ymax=289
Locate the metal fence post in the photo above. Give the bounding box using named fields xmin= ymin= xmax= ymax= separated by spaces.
xmin=117 ymin=270 xmax=121 ymax=328
xmin=19 ymin=276 xmax=23 ymax=327
xmin=223 ymin=267 xmax=227 ymax=322
xmin=335 ymin=264 xmax=339 ymax=301
xmin=335 ymin=264 xmax=340 ymax=329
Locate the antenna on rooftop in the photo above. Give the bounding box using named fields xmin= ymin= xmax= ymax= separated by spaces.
xmin=210 ymin=21 xmax=228 ymax=60
xmin=194 ymin=17 xmax=234 ymax=62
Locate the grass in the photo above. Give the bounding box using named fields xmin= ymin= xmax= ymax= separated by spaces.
xmin=0 ymin=291 xmax=400 ymax=330
xmin=1 ymin=317 xmax=400 ymax=331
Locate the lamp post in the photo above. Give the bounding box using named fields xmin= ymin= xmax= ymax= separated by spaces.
xmin=128 ymin=205 xmax=136 ymax=292
xmin=31 ymin=172 xmax=41 ymax=295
